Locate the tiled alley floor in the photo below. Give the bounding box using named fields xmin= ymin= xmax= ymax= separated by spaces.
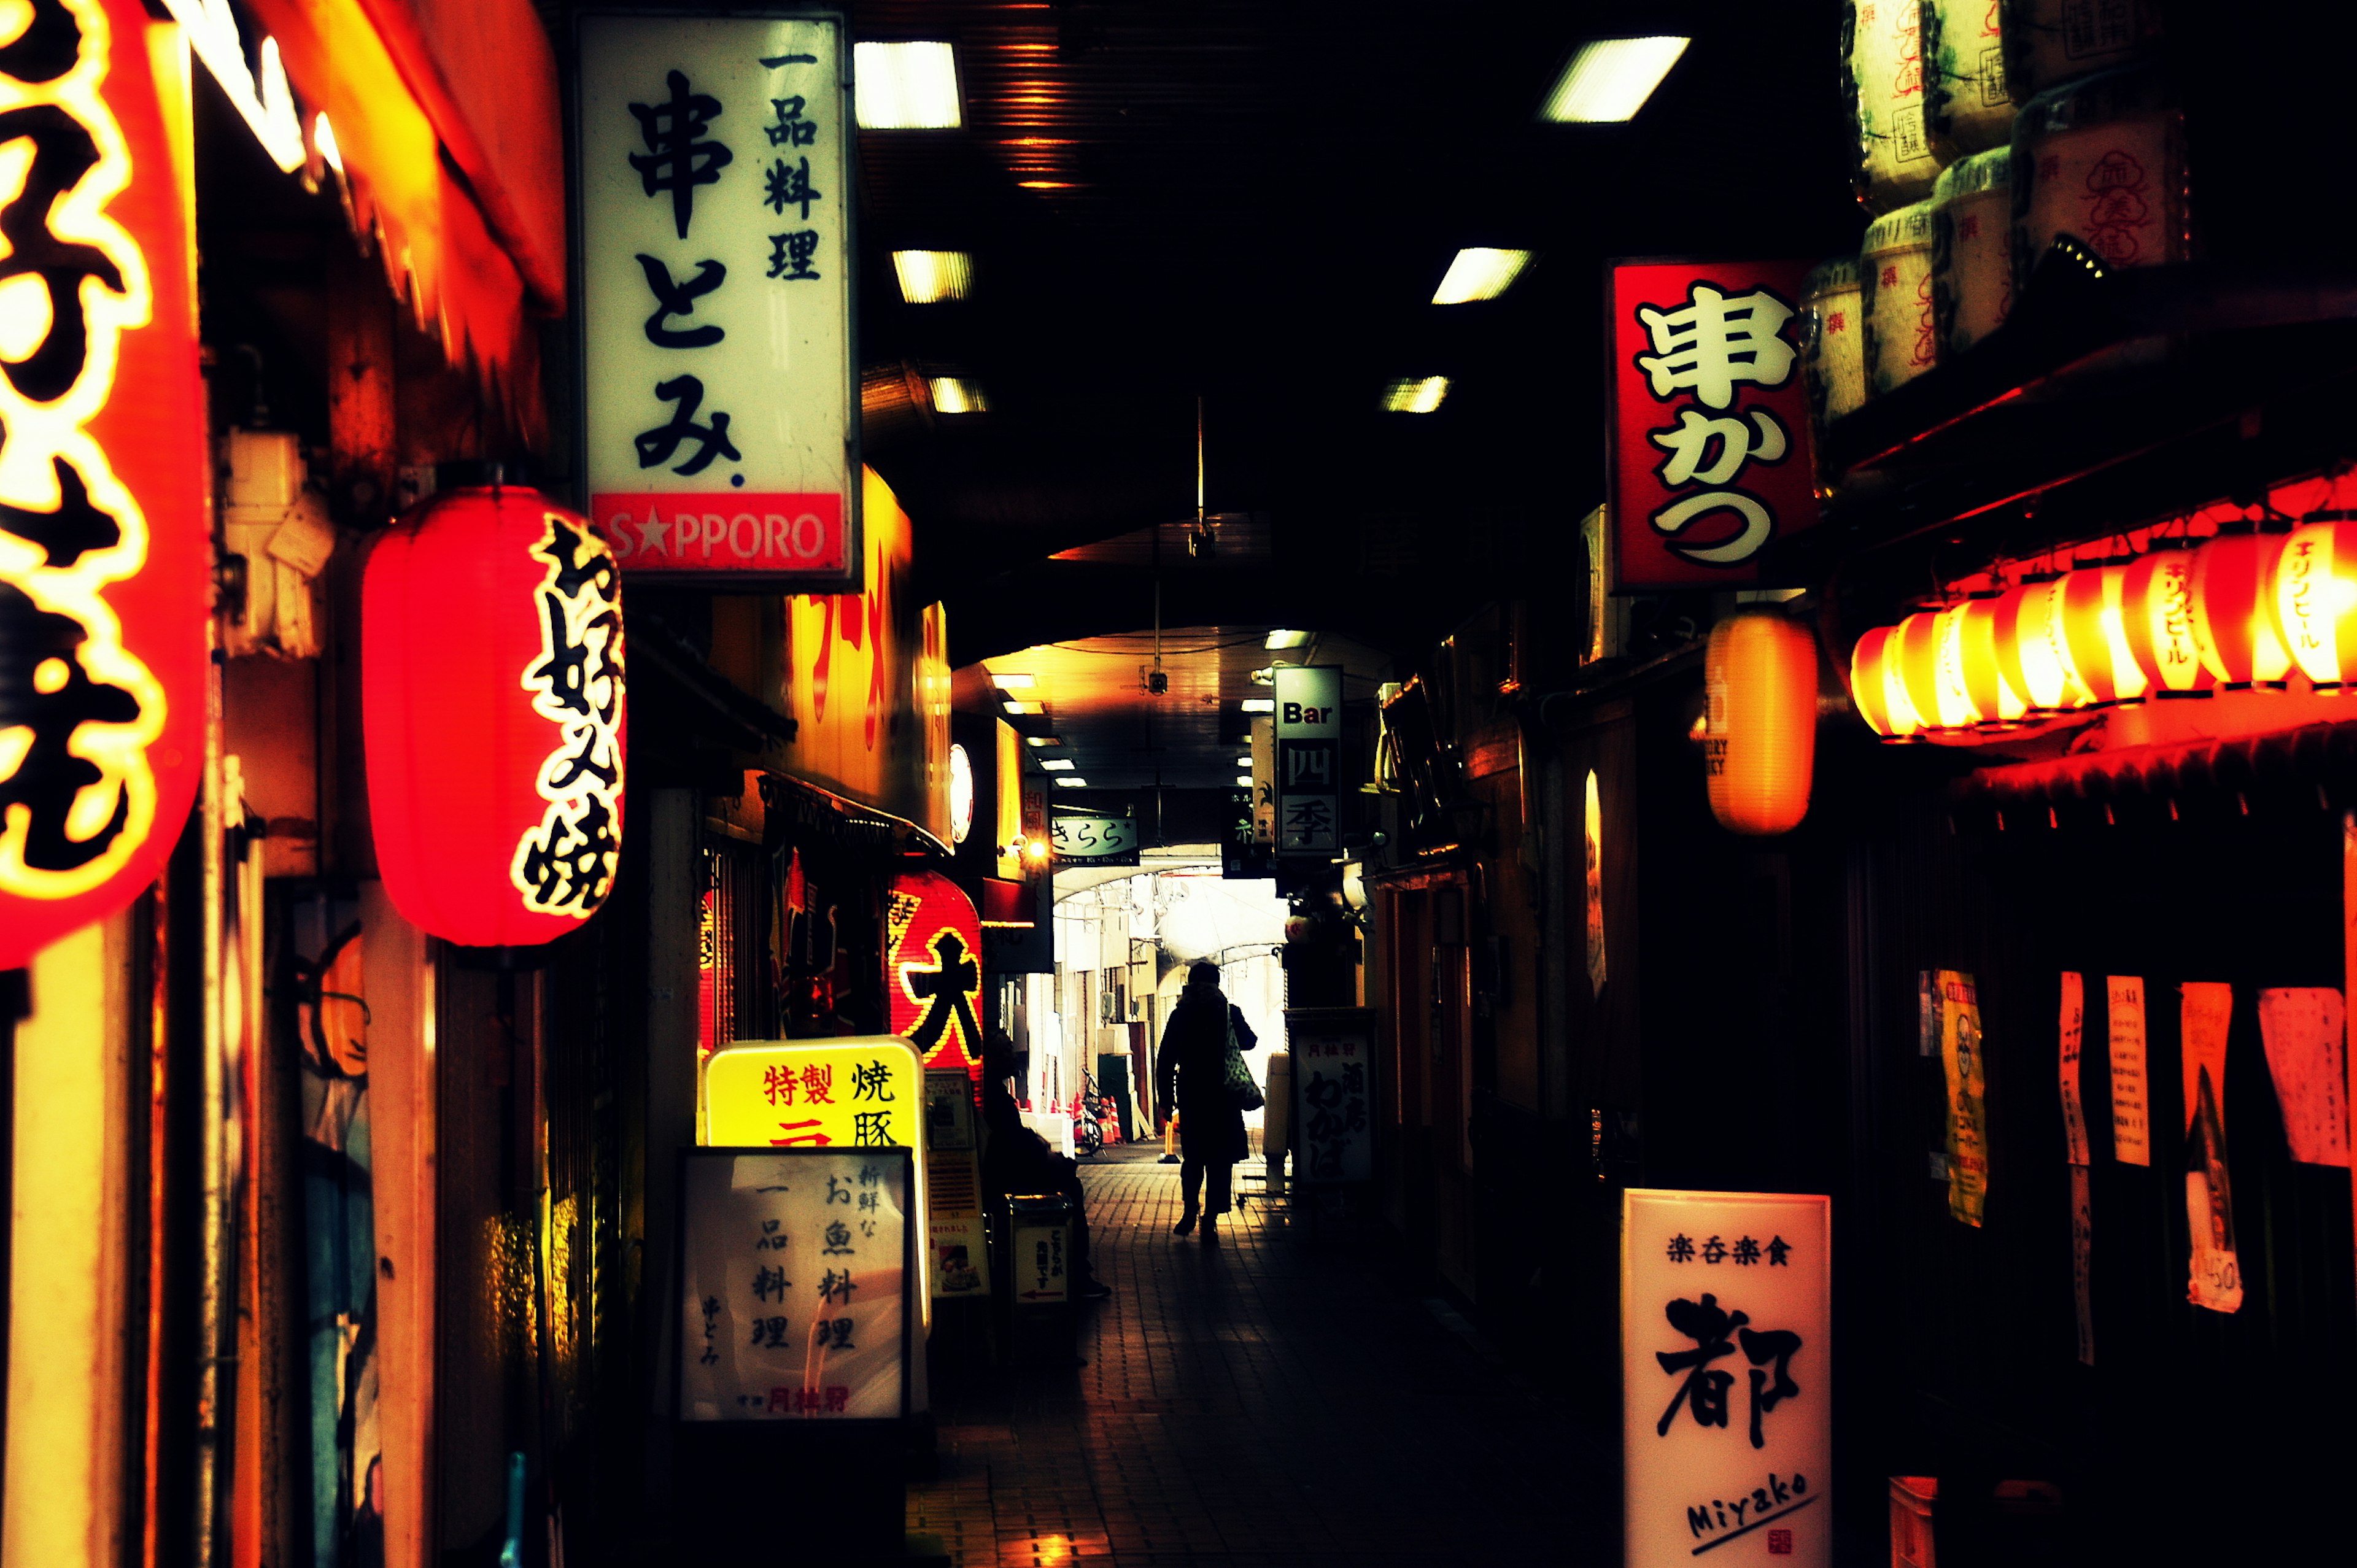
xmin=909 ymin=1146 xmax=1612 ymax=1566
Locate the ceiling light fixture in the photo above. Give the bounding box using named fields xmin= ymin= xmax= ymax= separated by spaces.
xmin=1040 ymin=758 xmax=1076 ymax=771
xmin=1235 ymin=757 xmax=1253 ymax=768
xmin=930 ymin=377 xmax=991 ymax=414
xmin=892 ymin=250 xmax=973 ymax=303
xmin=1002 ymin=700 xmax=1041 ymax=716
xmin=1432 ymin=247 xmax=1534 ymax=304
xmin=1539 ymin=37 xmax=1690 ymax=123
xmin=1234 ymin=774 xmax=1253 ymax=787
xmin=1054 ymin=776 xmax=1090 ymax=789
xmin=1240 ymin=698 xmax=1275 ymax=713
xmin=854 ymin=41 xmax=963 ymax=129
xmin=1025 ymin=735 xmax=1061 ymax=747
xmin=1264 ymin=629 xmax=1312 ymax=650
xmin=1380 ymin=376 xmax=1450 ymax=414
xmin=993 ymin=673 xmax=1037 ymax=689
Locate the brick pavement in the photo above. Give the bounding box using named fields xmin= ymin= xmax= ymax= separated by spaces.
xmin=910 ymin=1146 xmax=1614 ymax=1566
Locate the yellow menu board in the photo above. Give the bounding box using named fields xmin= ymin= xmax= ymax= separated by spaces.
xmin=702 ymin=1038 xmax=926 ymax=1149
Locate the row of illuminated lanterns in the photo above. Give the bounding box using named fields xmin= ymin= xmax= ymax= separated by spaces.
xmin=1850 ymin=525 xmax=2357 ymax=737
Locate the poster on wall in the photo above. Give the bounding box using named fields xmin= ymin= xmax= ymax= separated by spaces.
xmin=1934 ymin=970 xmax=1989 ymax=1226
xmin=1623 ymin=1189 xmax=1832 ymax=1568
xmin=578 ymin=12 xmax=859 ymax=586
xmin=2256 ymin=987 xmax=2350 ymax=1167
xmin=2180 ymin=983 xmax=2243 ymax=1314
xmin=888 ymin=870 xmax=985 ymax=1078
xmin=1608 ymin=260 xmax=1820 ymax=590
xmin=1285 ymin=1008 xmax=1375 ymax=1183
xmin=2107 ymin=976 xmax=2151 ymax=1165
xmin=677 ymin=1148 xmax=912 ymax=1420
xmin=923 ymin=1070 xmax=989 ymax=1299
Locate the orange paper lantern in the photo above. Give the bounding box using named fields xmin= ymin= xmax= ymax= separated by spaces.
xmin=2119 ymin=547 xmax=2214 ymax=696
xmin=2189 ymin=528 xmax=2291 ymax=688
xmin=1892 ymin=611 xmax=1949 ymax=734
xmin=1954 ymin=594 xmax=2027 ymax=724
xmin=1704 ymin=610 xmax=1817 ymax=835
xmin=2057 ymin=565 xmax=2146 ymax=705
xmin=2267 ymin=520 xmax=2357 ymax=689
xmin=1849 ymin=624 xmax=1901 ymax=736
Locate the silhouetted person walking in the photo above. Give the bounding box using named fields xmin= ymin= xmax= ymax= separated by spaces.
xmin=1156 ymin=960 xmax=1258 ymax=1245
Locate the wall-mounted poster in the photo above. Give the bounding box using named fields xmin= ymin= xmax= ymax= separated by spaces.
xmin=678 ymin=1148 xmax=913 ymax=1421
xmin=2107 ymin=975 xmax=2151 ymax=1165
xmin=2257 ymin=987 xmax=2350 ymax=1167
xmin=1623 ymin=1189 xmax=1832 ymax=1568
xmin=2180 ymin=982 xmax=2243 ymax=1314
xmin=1934 ymin=970 xmax=1989 ymax=1226
xmin=1285 ymin=1008 xmax=1375 ymax=1183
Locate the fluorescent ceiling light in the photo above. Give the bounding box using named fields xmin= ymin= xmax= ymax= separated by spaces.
xmin=1002 ymin=700 xmax=1041 ymax=716
xmin=892 ymin=250 xmax=973 ymax=303
xmin=1235 ymin=775 xmax=1253 ymax=787
xmin=1540 ymin=37 xmax=1690 ymax=123
xmin=929 ymin=377 xmax=991 ymax=414
xmin=1432 ymin=247 xmax=1533 ymax=304
xmin=854 ymin=41 xmax=962 ymax=129
xmin=1264 ymin=629 xmax=1312 ymax=650
xmin=1025 ymin=735 xmax=1060 ymax=747
xmin=1240 ymin=698 xmax=1275 ymax=713
xmin=1054 ymin=776 xmax=1090 ymax=789
xmin=1040 ymin=758 xmax=1076 ymax=771
xmin=1235 ymin=756 xmax=1253 ymax=768
xmin=993 ymin=673 xmax=1037 ymax=689
xmin=1380 ymin=376 xmax=1450 ymax=414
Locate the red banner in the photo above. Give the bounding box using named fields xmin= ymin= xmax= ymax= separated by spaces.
xmin=1609 ymin=260 xmax=1819 ymax=590
xmin=887 ymin=869 xmax=984 ymax=1079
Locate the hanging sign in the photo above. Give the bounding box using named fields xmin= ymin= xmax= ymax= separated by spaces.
xmin=1050 ymin=811 xmax=1139 ymax=865
xmin=887 ymin=870 xmax=985 ymax=1077
xmin=0 ymin=0 xmax=209 ymax=968
xmin=1609 ymin=260 xmax=1820 ymax=590
xmin=1274 ymin=665 xmax=1342 ymax=855
xmin=2180 ymin=982 xmax=2243 ymax=1313
xmin=2107 ymin=975 xmax=2151 ymax=1164
xmin=1624 ymin=1189 xmax=1832 ymax=1568
xmin=578 ymin=12 xmax=857 ymax=586
xmin=365 ymin=485 xmax=627 ymax=947
xmin=702 ymin=1038 xmax=923 ymax=1149
xmin=1286 ymin=1008 xmax=1374 ymax=1183
xmin=1933 ymin=970 xmax=1989 ymax=1226
xmin=677 ymin=1147 xmax=912 ymax=1421
xmin=2257 ymin=987 xmax=2348 ymax=1167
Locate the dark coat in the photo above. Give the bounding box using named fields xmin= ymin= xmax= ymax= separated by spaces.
xmin=1156 ymin=981 xmax=1257 ymax=1164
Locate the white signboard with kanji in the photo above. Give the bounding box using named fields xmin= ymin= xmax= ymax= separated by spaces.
xmin=679 ymin=1148 xmax=912 ymax=1421
xmin=1273 ymin=666 xmax=1341 ymax=855
xmin=579 ymin=13 xmax=857 ymax=586
xmin=1623 ymin=1189 xmax=1830 ymax=1568
xmin=1286 ymin=1008 xmax=1373 ymax=1183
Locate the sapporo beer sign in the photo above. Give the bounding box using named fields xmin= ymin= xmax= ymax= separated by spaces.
xmin=578 ymin=14 xmax=858 ymax=587
xmin=1609 ymin=261 xmax=1819 ymax=590
xmin=1623 ymin=1189 xmax=1831 ymax=1568
xmin=0 ymin=0 xmax=207 ymax=967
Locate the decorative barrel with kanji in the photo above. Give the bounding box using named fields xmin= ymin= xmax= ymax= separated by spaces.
xmin=363 ymin=473 xmax=627 ymax=946
xmin=0 ymin=0 xmax=209 ymax=968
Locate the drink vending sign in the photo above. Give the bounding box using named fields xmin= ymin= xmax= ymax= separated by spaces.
xmin=578 ymin=13 xmax=858 ymax=587
xmin=677 ymin=1148 xmax=912 ymax=1421
xmin=1274 ymin=666 xmax=1342 ymax=855
xmin=1609 ymin=261 xmax=1820 ymax=590
xmin=1623 ymin=1189 xmax=1830 ymax=1568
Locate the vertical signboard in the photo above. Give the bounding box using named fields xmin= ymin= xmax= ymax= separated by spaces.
xmin=1624 ymin=1189 xmax=1831 ymax=1568
xmin=1286 ymin=1008 xmax=1374 ymax=1183
xmin=579 ymin=13 xmax=857 ymax=586
xmin=1609 ymin=261 xmax=1819 ymax=590
xmin=1274 ymin=666 xmax=1342 ymax=855
xmin=923 ymin=1071 xmax=988 ymax=1298
xmin=0 ymin=0 xmax=209 ymax=968
xmin=1250 ymin=714 xmax=1275 ymax=848
xmin=678 ymin=1148 xmax=912 ymax=1420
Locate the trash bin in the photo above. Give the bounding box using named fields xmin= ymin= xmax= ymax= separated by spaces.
xmin=999 ymin=1192 xmax=1075 ymax=1364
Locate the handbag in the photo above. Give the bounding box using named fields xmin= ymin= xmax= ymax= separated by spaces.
xmin=1221 ymin=1008 xmax=1265 ymax=1111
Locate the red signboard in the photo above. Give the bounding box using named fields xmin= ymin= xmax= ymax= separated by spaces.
xmin=887 ymin=869 xmax=984 ymax=1080
xmin=1609 ymin=260 xmax=1819 ymax=590
xmin=592 ymin=492 xmax=847 ymax=577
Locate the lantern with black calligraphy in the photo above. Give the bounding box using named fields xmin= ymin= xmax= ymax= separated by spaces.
xmin=888 ymin=868 xmax=985 ymax=1078
xmin=1703 ymin=610 xmax=1817 ymax=835
xmin=2267 ymin=518 xmax=2357 ymax=689
xmin=2119 ymin=545 xmax=2213 ymax=697
xmin=363 ymin=474 xmax=627 ymax=946
xmin=0 ymin=0 xmax=208 ymax=968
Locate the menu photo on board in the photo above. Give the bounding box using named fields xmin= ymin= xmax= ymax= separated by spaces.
xmin=678 ymin=1146 xmax=914 ymax=1422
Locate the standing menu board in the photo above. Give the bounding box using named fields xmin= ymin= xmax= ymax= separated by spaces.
xmin=679 ymin=1148 xmax=914 ymax=1421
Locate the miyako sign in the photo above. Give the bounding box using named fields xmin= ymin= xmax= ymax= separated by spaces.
xmin=578 ymin=12 xmax=857 ymax=587
xmin=1623 ymin=1189 xmax=1830 ymax=1568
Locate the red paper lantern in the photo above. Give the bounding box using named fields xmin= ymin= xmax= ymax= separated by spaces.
xmin=2267 ymin=520 xmax=2357 ymax=689
xmin=2119 ymin=546 xmax=2213 ymax=696
xmin=1892 ymin=611 xmax=1948 ymax=734
xmin=364 ymin=481 xmax=627 ymax=946
xmin=2057 ymin=565 xmax=2146 ymax=705
xmin=1848 ymin=624 xmax=1901 ymax=737
xmin=1994 ymin=576 xmax=2087 ymax=713
xmin=2188 ymin=528 xmax=2291 ymax=688
xmin=1953 ymin=594 xmax=2027 ymax=725
xmin=0 ymin=0 xmax=207 ymax=967
xmin=888 ymin=868 xmax=984 ymax=1078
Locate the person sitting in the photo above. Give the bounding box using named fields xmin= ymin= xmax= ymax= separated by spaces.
xmin=1155 ymin=960 xmax=1258 ymax=1245
xmin=980 ymin=1061 xmax=1111 ymax=1300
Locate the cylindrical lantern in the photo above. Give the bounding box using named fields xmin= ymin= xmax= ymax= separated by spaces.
xmin=365 ymin=479 xmax=628 ymax=946
xmin=1892 ymin=610 xmax=1951 ymax=733
xmin=1849 ymin=624 xmax=1900 ymax=737
xmin=2057 ymin=565 xmax=2147 ymax=705
xmin=1997 ymin=574 xmax=2091 ymax=712
xmin=0 ymin=0 xmax=209 ymax=968
xmin=1705 ymin=611 xmax=1817 ymax=835
xmin=2119 ymin=546 xmax=2213 ymax=696
xmin=2189 ymin=527 xmax=2292 ymax=688
xmin=1954 ymin=593 xmax=2028 ymax=724
xmin=2269 ymin=520 xmax=2357 ymax=689
xmin=1929 ymin=606 xmax=1982 ymax=728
